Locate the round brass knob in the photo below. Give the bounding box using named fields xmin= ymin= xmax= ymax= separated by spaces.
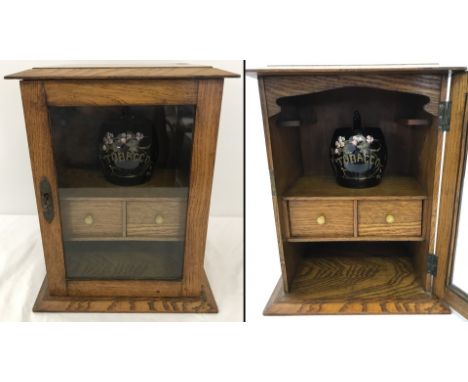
xmin=316 ymin=215 xmax=326 ymax=225
xmin=386 ymin=214 xmax=395 ymax=224
xmin=84 ymin=215 xmax=94 ymax=225
xmin=155 ymin=215 xmax=164 ymax=225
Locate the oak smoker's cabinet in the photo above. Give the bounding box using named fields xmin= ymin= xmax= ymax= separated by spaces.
xmin=251 ymin=66 xmax=468 ymax=317
xmin=6 ymin=66 xmax=239 ymax=313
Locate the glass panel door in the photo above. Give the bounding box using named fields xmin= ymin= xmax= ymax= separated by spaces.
xmin=48 ymin=105 xmax=195 ymax=280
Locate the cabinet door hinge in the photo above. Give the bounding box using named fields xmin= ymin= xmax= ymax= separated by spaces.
xmin=438 ymin=101 xmax=452 ymax=131
xmin=427 ymin=253 xmax=438 ymax=276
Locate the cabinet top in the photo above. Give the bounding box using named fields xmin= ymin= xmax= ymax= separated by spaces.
xmin=4 ymin=66 xmax=240 ymax=80
xmin=247 ymin=65 xmax=466 ymax=76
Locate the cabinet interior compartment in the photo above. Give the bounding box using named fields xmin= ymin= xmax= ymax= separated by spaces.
xmin=49 ymin=105 xmax=195 ymax=189
xmin=267 ymin=85 xmax=443 ymax=307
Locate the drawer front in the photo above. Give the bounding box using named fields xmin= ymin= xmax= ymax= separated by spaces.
xmin=126 ymin=199 xmax=186 ymax=239
xmin=288 ymin=200 xmax=354 ymax=238
xmin=62 ymin=200 xmax=123 ymax=239
xmin=358 ymin=200 xmax=422 ymax=237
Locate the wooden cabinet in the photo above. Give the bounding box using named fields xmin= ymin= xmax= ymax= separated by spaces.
xmin=250 ymin=65 xmax=468 ymax=317
xmin=6 ymin=66 xmax=239 ymax=313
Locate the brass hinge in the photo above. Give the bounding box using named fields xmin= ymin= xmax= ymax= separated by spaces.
xmin=427 ymin=253 xmax=438 ymax=276
xmin=269 ymin=169 xmax=277 ymax=196
xmin=438 ymin=101 xmax=452 ymax=131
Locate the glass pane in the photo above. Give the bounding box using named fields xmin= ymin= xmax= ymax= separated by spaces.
xmin=452 ymin=162 xmax=468 ymax=292
xmin=49 ymin=105 xmax=195 ymax=280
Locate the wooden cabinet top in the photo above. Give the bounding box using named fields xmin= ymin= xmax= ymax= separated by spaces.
xmin=5 ymin=66 xmax=240 ymax=80
xmin=247 ymin=65 xmax=466 ymax=76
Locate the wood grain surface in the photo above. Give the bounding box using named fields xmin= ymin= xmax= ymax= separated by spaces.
xmin=182 ymin=79 xmax=224 ymax=296
xmin=284 ymin=176 xmax=426 ymax=200
xmin=20 ymin=81 xmax=67 ymax=295
xmin=127 ymin=199 xmax=186 ymax=239
xmin=288 ymin=200 xmax=354 ymax=238
xmin=264 ymin=253 xmax=449 ymax=315
xmin=6 ymin=66 xmax=239 ymax=80
xmin=44 ymin=80 xmax=198 ymax=106
xmin=33 ymin=271 xmax=218 ymax=313
xmin=435 ymin=72 xmax=468 ymax=300
xmin=358 ymin=200 xmax=422 ymax=237
xmin=61 ymin=200 xmax=123 ymax=239
xmin=248 ymin=65 xmax=465 ymax=75
xmin=263 ymin=74 xmax=442 ymax=117
xmin=258 ymin=77 xmax=302 ymax=292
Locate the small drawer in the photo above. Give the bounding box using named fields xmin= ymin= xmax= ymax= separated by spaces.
xmin=126 ymin=199 xmax=186 ymax=239
xmin=287 ymin=200 xmax=354 ymax=238
xmin=62 ymin=200 xmax=123 ymax=239
xmin=358 ymin=200 xmax=422 ymax=237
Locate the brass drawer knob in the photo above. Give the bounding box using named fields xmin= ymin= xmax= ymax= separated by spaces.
xmin=155 ymin=215 xmax=164 ymax=225
xmin=84 ymin=214 xmax=94 ymax=225
xmin=316 ymin=215 xmax=326 ymax=225
xmin=386 ymin=214 xmax=395 ymax=224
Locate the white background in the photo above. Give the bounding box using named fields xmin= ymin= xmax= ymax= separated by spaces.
xmin=2 ymin=1 xmax=468 ymax=382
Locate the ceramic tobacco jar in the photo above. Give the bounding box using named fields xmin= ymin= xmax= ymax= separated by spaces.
xmin=330 ymin=111 xmax=387 ymax=188
xmin=99 ymin=108 xmax=155 ymax=186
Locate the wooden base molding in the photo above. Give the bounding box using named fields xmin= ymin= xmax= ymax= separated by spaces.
xmin=33 ymin=271 xmax=217 ymax=313
xmin=264 ymin=277 xmax=450 ymax=315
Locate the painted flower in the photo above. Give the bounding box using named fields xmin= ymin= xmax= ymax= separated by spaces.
xmin=334 ymin=148 xmax=340 ymax=154
xmin=136 ymin=132 xmax=144 ymax=141
xmin=366 ymin=135 xmax=374 ymax=143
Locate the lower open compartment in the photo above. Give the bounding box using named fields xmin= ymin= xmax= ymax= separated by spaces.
xmin=64 ymin=240 xmax=184 ymax=280
xmin=265 ymin=242 xmax=450 ymax=315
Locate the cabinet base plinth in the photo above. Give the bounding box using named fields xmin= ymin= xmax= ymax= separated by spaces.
xmin=264 ymin=277 xmax=450 ymax=315
xmin=33 ymin=272 xmax=217 ymax=313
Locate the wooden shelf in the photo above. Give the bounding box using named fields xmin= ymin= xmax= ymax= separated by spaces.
xmin=283 ymin=176 xmax=427 ymax=200
xmin=58 ymin=167 xmax=187 ymax=189
xmin=60 ymin=187 xmax=188 ymax=200
xmin=264 ymin=251 xmax=449 ymax=315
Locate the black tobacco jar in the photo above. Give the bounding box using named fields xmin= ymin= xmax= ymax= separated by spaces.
xmin=330 ymin=111 xmax=387 ymax=188
xmin=99 ymin=108 xmax=155 ymax=186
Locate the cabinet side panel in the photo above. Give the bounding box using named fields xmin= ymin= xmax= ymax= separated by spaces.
xmin=182 ymin=79 xmax=224 ymax=296
xmin=259 ymin=77 xmax=303 ymax=291
xmin=20 ymin=81 xmax=67 ymax=295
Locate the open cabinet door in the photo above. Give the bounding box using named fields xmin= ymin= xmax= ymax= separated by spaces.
xmin=433 ymin=71 xmax=468 ymax=318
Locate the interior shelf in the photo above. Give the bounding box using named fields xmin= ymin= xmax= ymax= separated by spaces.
xmin=283 ymin=175 xmax=427 ymax=200
xmin=60 ymin=186 xmax=188 ymax=200
xmin=58 ymin=167 xmax=187 ymax=189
